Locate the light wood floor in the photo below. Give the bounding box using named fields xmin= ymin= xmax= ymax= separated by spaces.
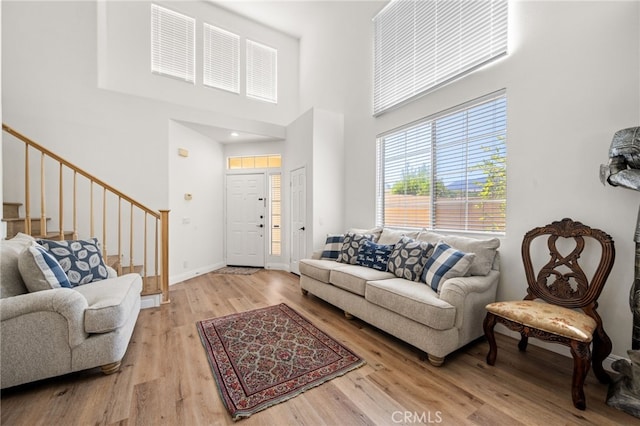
xmin=1 ymin=270 xmax=638 ymax=425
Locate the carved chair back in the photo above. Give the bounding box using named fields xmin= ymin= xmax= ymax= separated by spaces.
xmin=521 ymin=218 xmax=615 ymax=311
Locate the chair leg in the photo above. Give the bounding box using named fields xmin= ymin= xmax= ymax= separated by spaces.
xmin=483 ymin=313 xmax=498 ymax=365
xmin=569 ymin=341 xmax=591 ymax=410
xmin=591 ymin=324 xmax=613 ymax=384
xmin=518 ymin=334 xmax=529 ymax=352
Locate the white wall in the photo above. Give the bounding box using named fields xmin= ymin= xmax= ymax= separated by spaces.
xmin=2 ymin=0 xmax=297 ymax=285
xmin=298 ymin=0 xmax=640 ymax=358
xmin=99 ymin=0 xmax=300 ymax=127
xmin=168 ymin=121 xmax=225 ymax=284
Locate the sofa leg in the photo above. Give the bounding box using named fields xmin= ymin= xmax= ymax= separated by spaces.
xmin=427 ymin=355 xmax=445 ymax=367
xmin=344 ymin=311 xmax=354 ymax=320
xmin=301 ymin=288 xmax=308 ymax=296
xmin=101 ymin=361 xmax=121 ymax=375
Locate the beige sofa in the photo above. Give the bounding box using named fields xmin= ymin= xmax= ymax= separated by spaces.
xmin=1 ymin=233 xmax=142 ymax=389
xmin=299 ymin=228 xmax=500 ymax=366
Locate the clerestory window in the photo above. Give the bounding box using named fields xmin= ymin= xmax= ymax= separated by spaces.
xmin=373 ymin=0 xmax=508 ymax=115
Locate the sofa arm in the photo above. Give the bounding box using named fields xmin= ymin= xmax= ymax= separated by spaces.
xmin=0 ymin=288 xmax=89 ymax=347
xmin=438 ymin=270 xmax=500 ymax=308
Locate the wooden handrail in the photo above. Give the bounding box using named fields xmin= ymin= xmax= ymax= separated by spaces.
xmin=3 ymin=124 xmax=160 ymax=219
xmin=3 ymin=123 xmax=170 ymax=303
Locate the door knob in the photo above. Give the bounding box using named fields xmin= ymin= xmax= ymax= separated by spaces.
xmin=299 ymin=226 xmax=305 ymax=231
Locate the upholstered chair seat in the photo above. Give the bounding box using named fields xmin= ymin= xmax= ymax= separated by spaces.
xmin=486 ymin=301 xmax=597 ymax=342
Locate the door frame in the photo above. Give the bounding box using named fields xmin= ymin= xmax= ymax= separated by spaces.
xmin=289 ymin=166 xmax=307 ymax=274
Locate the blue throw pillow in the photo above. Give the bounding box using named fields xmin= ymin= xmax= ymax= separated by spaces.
xmin=321 ymin=234 xmax=344 ymax=260
xmin=36 ymin=238 xmax=109 ymax=286
xmin=356 ymin=240 xmax=393 ymax=271
xmin=421 ymin=242 xmax=476 ymax=292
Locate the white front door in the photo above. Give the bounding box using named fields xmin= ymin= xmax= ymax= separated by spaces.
xmin=290 ymin=167 xmax=306 ymax=275
xmin=226 ymin=173 xmax=266 ymax=267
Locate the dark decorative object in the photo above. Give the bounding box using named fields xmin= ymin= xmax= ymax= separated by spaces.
xmin=601 ymin=126 xmax=640 ymax=417
xmin=484 ymin=218 xmax=615 ymax=410
xmin=196 ymin=304 xmax=365 ymax=420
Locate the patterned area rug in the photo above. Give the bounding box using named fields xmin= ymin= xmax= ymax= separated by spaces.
xmin=196 ymin=304 xmax=366 ymax=420
xmin=213 ymin=266 xmax=262 ymax=275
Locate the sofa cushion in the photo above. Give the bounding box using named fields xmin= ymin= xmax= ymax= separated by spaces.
xmin=330 ymin=264 xmax=395 ymax=296
xmin=18 ymin=242 xmax=72 ymax=291
xmin=348 ymin=226 xmax=383 ymax=242
xmin=442 ymin=235 xmax=500 ymax=276
xmin=377 ymin=228 xmax=420 ymax=245
xmin=366 ymin=278 xmax=456 ymax=330
xmin=1 ymin=233 xmax=36 ymax=298
xmin=74 ymin=273 xmax=142 ymax=333
xmin=37 ymin=238 xmax=109 ymax=286
xmin=387 ymin=237 xmax=433 ymax=282
xmin=422 ymin=242 xmax=475 ymax=292
xmin=338 ymin=233 xmax=375 ymax=265
xmin=299 ymin=259 xmax=342 ymax=283
xmin=321 ymin=234 xmax=344 ymax=260
xmin=356 ymin=240 xmax=393 ymax=271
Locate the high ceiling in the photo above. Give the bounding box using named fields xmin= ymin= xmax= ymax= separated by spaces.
xmin=215 ymin=0 xmax=386 ymax=39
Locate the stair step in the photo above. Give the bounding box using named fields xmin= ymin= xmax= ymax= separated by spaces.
xmin=3 ymin=217 xmax=51 ymax=239
xmin=3 ymin=202 xmax=22 ymax=219
xmin=141 ymin=275 xmax=162 ymax=296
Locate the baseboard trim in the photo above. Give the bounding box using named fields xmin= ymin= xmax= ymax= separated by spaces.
xmin=169 ymin=262 xmax=225 ymax=286
xmin=141 ymin=293 xmax=162 ymax=309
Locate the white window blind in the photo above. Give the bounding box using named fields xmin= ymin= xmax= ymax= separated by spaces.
xmin=203 ymin=23 xmax=240 ymax=93
xmin=376 ymin=91 xmax=507 ymax=233
xmin=246 ymin=40 xmax=278 ymax=103
xmin=373 ymin=0 xmax=508 ymax=115
xmin=151 ymin=4 xmax=195 ymax=84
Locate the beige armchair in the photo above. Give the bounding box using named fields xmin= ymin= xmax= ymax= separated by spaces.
xmin=1 ymin=234 xmax=142 ymax=389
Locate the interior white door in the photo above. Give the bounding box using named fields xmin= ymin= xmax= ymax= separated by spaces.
xmin=290 ymin=167 xmax=306 ymax=275
xmin=226 ymin=173 xmax=266 ymax=267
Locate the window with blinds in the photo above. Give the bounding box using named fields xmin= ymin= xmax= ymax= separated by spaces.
xmin=246 ymin=40 xmax=278 ymax=103
xmin=203 ymin=23 xmax=240 ymax=93
xmin=270 ymin=173 xmax=282 ymax=256
xmin=373 ymin=0 xmax=508 ymax=115
xmin=376 ymin=91 xmax=507 ymax=233
xmin=151 ymin=4 xmax=195 ymax=83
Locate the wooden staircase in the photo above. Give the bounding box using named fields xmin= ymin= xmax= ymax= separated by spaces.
xmin=3 ymin=202 xmax=74 ymax=240
xmin=2 ymin=124 xmax=169 ymax=303
xmin=3 ymin=202 xmax=162 ymax=295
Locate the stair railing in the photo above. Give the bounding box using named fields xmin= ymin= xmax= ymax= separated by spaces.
xmin=2 ymin=124 xmax=170 ymax=303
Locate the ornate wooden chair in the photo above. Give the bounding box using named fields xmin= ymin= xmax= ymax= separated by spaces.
xmin=483 ymin=218 xmax=615 ymax=410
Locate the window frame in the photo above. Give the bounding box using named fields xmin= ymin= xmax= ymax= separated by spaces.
xmin=150 ymin=4 xmax=196 ymax=84
xmin=203 ymin=22 xmax=240 ymax=94
xmin=373 ymin=0 xmax=508 ymax=115
xmin=376 ymin=90 xmax=507 ymax=235
xmin=246 ymin=39 xmax=278 ymax=104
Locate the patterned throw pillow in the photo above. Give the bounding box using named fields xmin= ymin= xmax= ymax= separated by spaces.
xmin=36 ymin=238 xmax=109 ymax=286
xmin=18 ymin=242 xmax=72 ymax=292
xmin=356 ymin=240 xmax=393 ymax=271
xmin=421 ymin=242 xmax=476 ymax=292
xmin=321 ymin=234 xmax=345 ymax=260
xmin=337 ymin=233 xmax=374 ymax=265
xmin=387 ymin=237 xmax=433 ymax=282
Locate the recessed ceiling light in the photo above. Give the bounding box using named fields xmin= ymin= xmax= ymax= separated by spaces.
xmin=230 ymin=132 xmax=239 ymax=137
